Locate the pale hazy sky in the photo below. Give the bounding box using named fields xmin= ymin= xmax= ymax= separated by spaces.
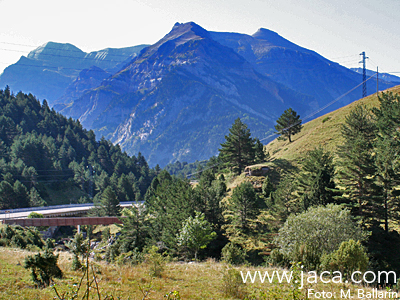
xmin=0 ymin=0 xmax=399 ymax=75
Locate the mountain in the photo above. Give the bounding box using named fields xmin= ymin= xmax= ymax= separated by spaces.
xmin=2 ymin=22 xmax=397 ymax=167
xmin=350 ymin=68 xmax=400 ymax=84
xmin=61 ymin=22 xmax=316 ymax=166
xmin=0 ymin=42 xmax=148 ymax=105
xmin=210 ymin=29 xmax=395 ymax=114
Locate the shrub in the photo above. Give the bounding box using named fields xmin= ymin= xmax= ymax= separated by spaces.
xmin=320 ymin=239 xmax=368 ymax=279
xmin=221 ymin=242 xmax=246 ymax=265
xmin=144 ymin=245 xmax=167 ymax=278
xmin=24 ymin=248 xmax=63 ymax=288
xmin=274 ymin=204 xmax=367 ymax=270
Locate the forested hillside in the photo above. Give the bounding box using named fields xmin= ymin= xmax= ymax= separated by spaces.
xmin=0 ymin=86 xmax=157 ymax=209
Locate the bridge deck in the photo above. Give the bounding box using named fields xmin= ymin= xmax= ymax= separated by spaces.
xmin=1 ymin=217 xmax=123 ymax=226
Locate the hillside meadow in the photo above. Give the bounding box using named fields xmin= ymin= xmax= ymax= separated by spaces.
xmin=0 ymin=246 xmax=393 ymax=300
xmin=264 ymin=85 xmax=400 ymax=164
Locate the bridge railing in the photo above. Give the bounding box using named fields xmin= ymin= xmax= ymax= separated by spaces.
xmin=0 ymin=201 xmax=139 ymax=215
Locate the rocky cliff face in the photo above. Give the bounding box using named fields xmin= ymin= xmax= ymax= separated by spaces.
xmin=62 ymin=22 xmax=314 ymax=166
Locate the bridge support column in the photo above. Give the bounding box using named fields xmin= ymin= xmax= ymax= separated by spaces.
xmin=77 ymin=225 xmax=80 ymax=233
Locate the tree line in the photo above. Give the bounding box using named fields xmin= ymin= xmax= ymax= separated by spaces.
xmin=0 ymin=86 xmax=157 ymax=210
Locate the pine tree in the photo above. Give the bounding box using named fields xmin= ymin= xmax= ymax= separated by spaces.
xmin=372 ymin=92 xmax=400 ymax=231
xmin=100 ymin=186 xmax=121 ymax=216
xmin=296 ymin=147 xmax=336 ymax=210
xmin=275 ymin=108 xmax=302 ymax=142
xmin=335 ymin=104 xmax=381 ymax=227
xmin=219 ymin=118 xmax=256 ymax=174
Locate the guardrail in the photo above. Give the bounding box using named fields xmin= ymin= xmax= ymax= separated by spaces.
xmin=0 ymin=201 xmax=140 ymax=215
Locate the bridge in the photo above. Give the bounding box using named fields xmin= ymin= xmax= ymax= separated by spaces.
xmin=0 ymin=201 xmax=137 ymax=220
xmin=2 ymin=216 xmax=123 ymax=227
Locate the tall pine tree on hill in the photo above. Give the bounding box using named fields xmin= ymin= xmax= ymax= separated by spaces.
xmin=335 ymin=104 xmax=382 ymax=227
xmin=372 ymin=92 xmax=400 ymax=232
xmin=275 ymin=108 xmax=302 ymax=143
xmin=219 ymin=118 xmax=256 ymax=174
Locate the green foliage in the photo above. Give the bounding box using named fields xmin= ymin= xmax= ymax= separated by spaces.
xmin=118 ymin=203 xmax=149 ymax=252
xmin=145 ymin=171 xmax=196 ymax=251
xmin=0 ymin=87 xmax=156 ymax=209
xmin=0 ymin=225 xmax=44 ymax=249
xmin=24 ymin=248 xmax=63 ymax=288
xmin=65 ymin=232 xmax=88 ymax=271
xmin=27 ymin=212 xmax=44 ymax=218
xmin=296 ymin=147 xmax=336 ymax=209
xmin=320 ymin=239 xmax=368 ymax=278
xmin=219 ymin=118 xmax=259 ymax=174
xmin=144 ymin=246 xmax=167 ymax=278
xmin=274 ymin=108 xmax=302 ymax=143
xmin=221 ymin=242 xmax=247 ymax=265
xmin=98 ymin=186 xmax=121 ymax=216
xmin=177 ymin=211 xmax=217 ymax=260
xmin=274 ymin=204 xmax=367 ymax=270
xmin=335 ymin=104 xmax=381 ymax=226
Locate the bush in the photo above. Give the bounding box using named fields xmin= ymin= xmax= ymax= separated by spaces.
xmin=274 ymin=204 xmax=367 ymax=270
xmin=144 ymin=245 xmax=167 ymax=278
xmin=24 ymin=248 xmax=63 ymax=288
xmin=221 ymin=242 xmax=246 ymax=265
xmin=320 ymin=239 xmax=368 ymax=279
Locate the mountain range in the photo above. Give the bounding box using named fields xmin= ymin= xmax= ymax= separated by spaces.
xmin=0 ymin=22 xmax=397 ymax=166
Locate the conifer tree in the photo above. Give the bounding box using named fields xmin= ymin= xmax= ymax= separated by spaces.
xmin=274 ymin=108 xmax=302 ymax=142
xmin=296 ymin=147 xmax=336 ymax=210
xmin=335 ymin=104 xmax=382 ymax=227
xmin=99 ymin=186 xmax=121 ymax=216
xmin=219 ymin=118 xmax=256 ymax=174
xmin=372 ymin=92 xmax=400 ymax=231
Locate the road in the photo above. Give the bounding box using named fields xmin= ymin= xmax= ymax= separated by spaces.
xmin=0 ymin=202 xmax=138 ymax=220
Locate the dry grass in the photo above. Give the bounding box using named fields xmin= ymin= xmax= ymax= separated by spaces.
xmin=0 ymin=247 xmax=396 ymax=299
xmin=265 ymin=85 xmax=400 ymax=165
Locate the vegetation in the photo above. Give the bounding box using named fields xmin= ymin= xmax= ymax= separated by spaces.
xmin=4 ymin=86 xmax=400 ymax=298
xmin=0 ymin=86 xmax=157 ymax=209
xmin=219 ymin=118 xmax=267 ymax=174
xmin=274 ymin=108 xmax=302 ymax=142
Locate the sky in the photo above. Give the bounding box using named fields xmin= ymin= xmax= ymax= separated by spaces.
xmin=0 ymin=0 xmax=399 ymax=76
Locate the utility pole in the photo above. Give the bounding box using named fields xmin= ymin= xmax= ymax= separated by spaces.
xmin=359 ymin=51 xmax=368 ymax=98
xmin=376 ymin=66 xmax=379 ymax=96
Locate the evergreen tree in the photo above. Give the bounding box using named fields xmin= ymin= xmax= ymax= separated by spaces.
xmin=296 ymin=147 xmax=336 ymax=210
xmin=99 ymin=186 xmax=121 ymax=216
xmin=118 ymin=203 xmax=149 ymax=252
xmin=372 ymin=92 xmax=400 ymax=231
xmin=224 ymin=181 xmax=263 ymax=231
xmin=274 ymin=108 xmax=302 ymax=142
xmin=145 ymin=173 xmax=195 ymax=251
xmin=219 ymin=118 xmax=256 ymax=174
xmin=335 ymin=104 xmax=382 ymax=227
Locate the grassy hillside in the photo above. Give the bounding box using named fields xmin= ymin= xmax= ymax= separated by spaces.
xmin=0 ymin=247 xmax=389 ymax=299
xmin=265 ymin=85 xmax=400 ymax=164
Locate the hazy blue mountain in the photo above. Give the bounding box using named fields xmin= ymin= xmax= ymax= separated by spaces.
xmin=210 ymin=29 xmax=396 ymax=115
xmin=62 ymin=22 xmax=315 ymax=166
xmin=0 ymin=42 xmax=148 ymax=105
xmin=350 ymin=67 xmax=400 ymax=83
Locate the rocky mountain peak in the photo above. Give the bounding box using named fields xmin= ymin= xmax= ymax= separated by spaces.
xmin=27 ymin=42 xmax=85 ymax=61
xmin=252 ymin=28 xmax=301 ymax=51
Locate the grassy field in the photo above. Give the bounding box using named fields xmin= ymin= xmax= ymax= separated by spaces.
xmin=264 ymin=85 xmax=400 ymax=165
xmin=0 ymin=247 xmax=395 ymax=299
